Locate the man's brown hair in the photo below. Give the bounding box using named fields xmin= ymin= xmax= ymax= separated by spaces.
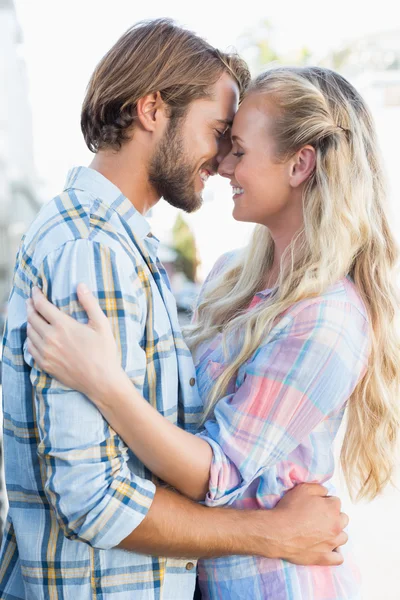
xmin=81 ymin=18 xmax=250 ymax=152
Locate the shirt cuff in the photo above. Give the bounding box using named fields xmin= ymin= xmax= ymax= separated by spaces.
xmin=86 ymin=474 xmax=156 ymax=549
xmin=196 ymin=430 xmax=244 ymax=507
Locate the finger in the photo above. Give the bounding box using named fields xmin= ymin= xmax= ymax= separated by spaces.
xmin=26 ymin=322 xmax=46 ymax=355
xmin=339 ymin=512 xmax=349 ymax=530
xmin=324 ymin=494 xmax=342 ymax=511
xmin=315 ymin=549 xmax=344 ymax=567
xmin=77 ymin=283 xmax=107 ymax=326
xmin=332 ymin=531 xmax=348 ymax=549
xmin=26 ymin=299 xmax=52 ymax=339
xmin=27 ymin=338 xmax=44 ymax=371
xmin=32 ymin=287 xmax=62 ymax=325
xmin=325 ymin=549 xmax=344 ymax=566
xmin=302 ymin=483 xmax=329 ymax=497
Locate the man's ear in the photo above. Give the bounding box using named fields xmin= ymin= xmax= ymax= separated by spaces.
xmin=289 ymin=145 xmax=316 ymax=188
xmin=136 ymin=91 xmax=167 ymax=132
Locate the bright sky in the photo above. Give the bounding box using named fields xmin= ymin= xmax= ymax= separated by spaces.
xmin=13 ymin=0 xmax=399 ymax=196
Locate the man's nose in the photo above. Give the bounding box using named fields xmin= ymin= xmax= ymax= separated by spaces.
xmin=216 ymin=137 xmax=232 ymax=167
xmin=218 ymin=151 xmax=235 ymax=179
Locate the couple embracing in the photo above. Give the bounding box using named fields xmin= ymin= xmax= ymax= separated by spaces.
xmin=1 ymin=18 xmax=399 ymax=600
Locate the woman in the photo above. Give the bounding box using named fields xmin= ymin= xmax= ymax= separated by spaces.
xmin=26 ymin=67 xmax=400 ymax=599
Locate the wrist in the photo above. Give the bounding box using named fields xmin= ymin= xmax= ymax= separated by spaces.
xmin=243 ymin=508 xmax=281 ymax=559
xmin=91 ymin=367 xmax=129 ymax=409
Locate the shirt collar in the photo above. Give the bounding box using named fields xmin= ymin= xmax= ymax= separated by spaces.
xmin=64 ymin=166 xmax=152 ymax=240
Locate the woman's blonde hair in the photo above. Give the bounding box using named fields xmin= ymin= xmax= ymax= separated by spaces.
xmin=186 ymin=66 xmax=400 ymax=501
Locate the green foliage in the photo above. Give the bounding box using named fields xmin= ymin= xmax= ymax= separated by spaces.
xmin=172 ymin=214 xmax=198 ymax=282
xmin=330 ymin=46 xmax=353 ymax=70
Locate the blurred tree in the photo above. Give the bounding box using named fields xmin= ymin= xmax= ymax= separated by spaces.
xmin=321 ymin=32 xmax=400 ymax=74
xmin=237 ymin=19 xmax=313 ymax=75
xmin=172 ymin=214 xmax=199 ymax=282
xmin=238 ymin=22 xmax=400 ymax=80
xmin=237 ymin=19 xmax=279 ymax=74
xmin=254 ymin=20 xmax=280 ymax=66
xmin=327 ymin=45 xmax=353 ymax=70
xmin=297 ymin=46 xmax=313 ymax=66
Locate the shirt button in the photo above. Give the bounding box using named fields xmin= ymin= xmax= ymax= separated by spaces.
xmin=147 ymin=232 xmax=153 ymax=238
xmin=189 ymin=377 xmax=196 ymax=387
xmin=186 ymin=562 xmax=195 ymax=571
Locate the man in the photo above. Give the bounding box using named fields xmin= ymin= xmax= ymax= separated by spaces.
xmin=0 ymin=19 xmax=347 ymax=599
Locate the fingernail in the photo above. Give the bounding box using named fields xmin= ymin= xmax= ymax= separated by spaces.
xmin=79 ymin=283 xmax=89 ymax=294
xmin=32 ymin=286 xmax=38 ymax=295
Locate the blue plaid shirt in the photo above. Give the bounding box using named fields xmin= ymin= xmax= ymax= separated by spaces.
xmin=0 ymin=167 xmax=202 ymax=599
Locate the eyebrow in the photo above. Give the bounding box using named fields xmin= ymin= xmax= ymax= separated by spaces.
xmin=231 ymin=134 xmax=245 ymax=143
xmin=216 ymin=119 xmax=233 ymax=127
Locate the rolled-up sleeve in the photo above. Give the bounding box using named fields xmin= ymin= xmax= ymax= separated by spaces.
xmin=197 ymin=300 xmax=370 ymax=506
xmin=28 ymin=239 xmax=155 ymax=549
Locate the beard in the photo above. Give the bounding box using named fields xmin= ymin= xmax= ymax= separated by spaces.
xmin=148 ymin=116 xmax=203 ymax=213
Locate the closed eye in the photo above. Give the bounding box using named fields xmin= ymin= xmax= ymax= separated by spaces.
xmin=215 ymin=128 xmax=229 ymax=139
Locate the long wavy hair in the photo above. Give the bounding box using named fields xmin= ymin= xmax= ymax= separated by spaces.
xmin=186 ymin=66 xmax=400 ymax=501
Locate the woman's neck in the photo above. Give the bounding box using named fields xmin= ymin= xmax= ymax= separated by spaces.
xmin=262 ymin=244 xmax=285 ymax=291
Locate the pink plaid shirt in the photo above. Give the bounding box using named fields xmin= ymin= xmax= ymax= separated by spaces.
xmin=195 ymin=253 xmax=369 ymax=599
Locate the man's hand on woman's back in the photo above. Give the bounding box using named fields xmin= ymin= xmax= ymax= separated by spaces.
xmin=255 ymin=483 xmax=348 ymax=566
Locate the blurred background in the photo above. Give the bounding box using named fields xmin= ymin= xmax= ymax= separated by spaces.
xmin=0 ymin=1 xmax=399 ymax=597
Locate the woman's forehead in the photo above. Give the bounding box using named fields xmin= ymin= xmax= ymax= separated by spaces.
xmin=232 ymin=94 xmax=275 ymax=136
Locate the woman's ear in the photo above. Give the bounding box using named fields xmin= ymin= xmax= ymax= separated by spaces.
xmin=136 ymin=91 xmax=167 ymax=132
xmin=289 ymin=145 xmax=316 ymax=188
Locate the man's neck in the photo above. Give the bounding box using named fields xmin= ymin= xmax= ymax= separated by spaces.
xmin=89 ymin=147 xmax=160 ymax=215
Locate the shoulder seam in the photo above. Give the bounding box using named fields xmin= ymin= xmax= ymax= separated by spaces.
xmin=32 ymin=238 xmax=135 ymax=271
xmin=285 ymin=297 xmax=369 ymax=326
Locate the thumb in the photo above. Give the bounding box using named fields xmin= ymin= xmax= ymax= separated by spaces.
xmin=76 ymin=283 xmax=107 ymax=327
xmin=301 ymin=483 xmax=329 ymax=497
